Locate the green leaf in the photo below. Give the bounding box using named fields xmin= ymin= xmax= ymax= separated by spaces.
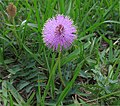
xmin=0 ymin=48 xmax=4 ymax=65
xmin=2 ymin=81 xmax=8 ymax=106
xmin=56 ymin=61 xmax=84 ymax=105
xmin=7 ymin=81 xmax=25 ymax=106
xmin=42 ymin=55 xmax=59 ymax=105
xmin=7 ymin=68 xmax=21 ymax=75
xmin=61 ymin=49 xmax=80 ymax=66
xmin=17 ymin=81 xmax=30 ymax=91
xmin=26 ymin=92 xmax=35 ymax=105
xmin=8 ymin=92 xmax=14 ymax=106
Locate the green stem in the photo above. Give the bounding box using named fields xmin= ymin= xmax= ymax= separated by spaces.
xmin=12 ymin=17 xmax=22 ymax=50
xmin=42 ymin=57 xmax=59 ymax=105
xmin=44 ymin=48 xmax=55 ymax=99
xmin=58 ymin=51 xmax=65 ymax=87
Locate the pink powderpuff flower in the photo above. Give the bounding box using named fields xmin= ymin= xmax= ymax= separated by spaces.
xmin=42 ymin=14 xmax=77 ymax=51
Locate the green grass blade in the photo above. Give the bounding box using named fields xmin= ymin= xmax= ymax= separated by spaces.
xmin=56 ymin=61 xmax=84 ymax=106
xmin=61 ymin=49 xmax=80 ymax=66
xmin=42 ymin=56 xmax=59 ymax=104
xmin=33 ymin=0 xmax=41 ymax=32
xmin=8 ymin=92 xmax=14 ymax=106
xmin=36 ymin=75 xmax=42 ymax=106
xmin=26 ymin=92 xmax=35 ymax=105
xmin=59 ymin=0 xmax=65 ymax=14
xmin=7 ymin=81 xmax=25 ymax=106
xmin=2 ymin=81 xmax=8 ymax=106
xmin=103 ymin=0 xmax=117 ymax=18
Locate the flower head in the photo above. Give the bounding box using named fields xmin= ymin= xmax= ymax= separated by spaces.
xmin=6 ymin=3 xmax=17 ymax=18
xmin=42 ymin=14 xmax=77 ymax=51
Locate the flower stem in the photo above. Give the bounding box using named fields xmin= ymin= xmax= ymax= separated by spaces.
xmin=58 ymin=51 xmax=65 ymax=87
xmin=12 ymin=17 xmax=22 ymax=51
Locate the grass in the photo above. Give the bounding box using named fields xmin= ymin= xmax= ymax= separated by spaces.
xmin=0 ymin=0 xmax=120 ymax=106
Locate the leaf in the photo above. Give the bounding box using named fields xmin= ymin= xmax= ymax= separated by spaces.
xmin=56 ymin=61 xmax=84 ymax=105
xmin=7 ymin=67 xmax=21 ymax=75
xmin=17 ymin=81 xmax=30 ymax=91
xmin=61 ymin=49 xmax=80 ymax=66
xmin=42 ymin=56 xmax=59 ymax=104
xmin=0 ymin=48 xmax=4 ymax=65
xmin=8 ymin=92 xmax=14 ymax=106
xmin=104 ymin=20 xmax=120 ymax=25
xmin=2 ymin=81 xmax=8 ymax=106
xmin=103 ymin=1 xmax=118 ymax=18
xmin=7 ymin=81 xmax=25 ymax=106
xmin=26 ymin=92 xmax=35 ymax=105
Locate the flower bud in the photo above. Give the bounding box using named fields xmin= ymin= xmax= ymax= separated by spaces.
xmin=6 ymin=3 xmax=17 ymax=18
